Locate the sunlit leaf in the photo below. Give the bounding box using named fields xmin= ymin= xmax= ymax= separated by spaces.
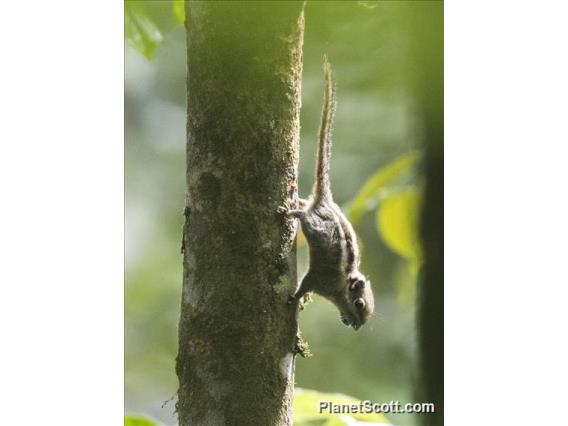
xmin=394 ymin=259 xmax=416 ymax=309
xmin=376 ymin=187 xmax=422 ymax=262
xmin=294 ymin=388 xmax=391 ymax=425
xmin=357 ymin=1 xmax=379 ymax=9
xmin=347 ymin=152 xmax=418 ymax=225
xmin=125 ymin=2 xmax=163 ymax=59
xmin=124 ymin=414 xmax=158 ymax=426
xmin=173 ymin=0 xmax=185 ymax=25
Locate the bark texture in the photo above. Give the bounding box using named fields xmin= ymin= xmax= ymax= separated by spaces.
xmin=176 ymin=2 xmax=304 ymax=425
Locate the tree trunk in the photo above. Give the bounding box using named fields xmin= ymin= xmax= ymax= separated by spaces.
xmin=411 ymin=3 xmax=444 ymax=426
xmin=176 ymin=2 xmax=304 ymax=425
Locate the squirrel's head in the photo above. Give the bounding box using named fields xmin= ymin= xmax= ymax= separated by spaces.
xmin=338 ymin=271 xmax=374 ymax=331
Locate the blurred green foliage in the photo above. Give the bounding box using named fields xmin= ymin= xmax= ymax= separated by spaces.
xmin=124 ymin=413 xmax=159 ymax=426
xmin=376 ymin=186 xmax=423 ymax=265
xmin=125 ymin=0 xmax=182 ymax=59
xmin=125 ymin=2 xmax=163 ymax=59
xmin=346 ymin=152 xmax=422 ymax=274
xmin=126 ymin=388 xmax=391 ymax=426
xmin=125 ymin=1 xmax=441 ymax=425
xmin=293 ymin=388 xmax=390 ymax=425
xmin=347 ymin=152 xmax=418 ymax=226
xmin=172 ymin=1 xmax=185 ymax=25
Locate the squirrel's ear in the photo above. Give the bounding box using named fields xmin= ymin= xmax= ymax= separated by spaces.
xmin=349 ymin=279 xmax=364 ymax=291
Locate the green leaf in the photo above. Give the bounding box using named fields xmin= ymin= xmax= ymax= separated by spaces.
xmin=347 ymin=152 xmax=418 ymax=225
xmin=173 ymin=0 xmax=185 ymax=25
xmin=125 ymin=2 xmax=163 ymax=60
xmin=124 ymin=414 xmax=158 ymax=426
xmin=393 ymin=258 xmax=417 ymax=309
xmin=294 ymin=388 xmax=391 ymax=425
xmin=376 ymin=187 xmax=422 ymax=262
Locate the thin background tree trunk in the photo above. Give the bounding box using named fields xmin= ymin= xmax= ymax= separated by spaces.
xmin=410 ymin=2 xmax=444 ymax=426
xmin=176 ymin=1 xmax=305 ymax=425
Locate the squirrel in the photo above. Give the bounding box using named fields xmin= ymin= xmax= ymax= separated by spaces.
xmin=279 ymin=57 xmax=375 ymax=330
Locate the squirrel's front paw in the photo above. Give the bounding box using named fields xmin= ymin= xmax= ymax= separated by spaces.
xmin=277 ymin=198 xmax=300 ymax=215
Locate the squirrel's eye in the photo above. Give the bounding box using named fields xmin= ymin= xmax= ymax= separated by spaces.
xmin=349 ymin=279 xmax=364 ymax=291
xmin=354 ymin=298 xmax=365 ymax=310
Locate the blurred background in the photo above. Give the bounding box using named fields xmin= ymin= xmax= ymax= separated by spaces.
xmin=125 ymin=2 xmax=442 ymax=425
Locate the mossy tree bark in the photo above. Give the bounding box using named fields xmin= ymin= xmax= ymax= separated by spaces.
xmin=176 ymin=2 xmax=305 ymax=425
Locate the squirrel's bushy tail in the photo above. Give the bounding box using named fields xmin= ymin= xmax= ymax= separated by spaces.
xmin=313 ymin=56 xmax=336 ymax=202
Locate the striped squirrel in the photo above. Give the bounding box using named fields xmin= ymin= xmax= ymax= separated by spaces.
xmin=279 ymin=57 xmax=374 ymax=330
